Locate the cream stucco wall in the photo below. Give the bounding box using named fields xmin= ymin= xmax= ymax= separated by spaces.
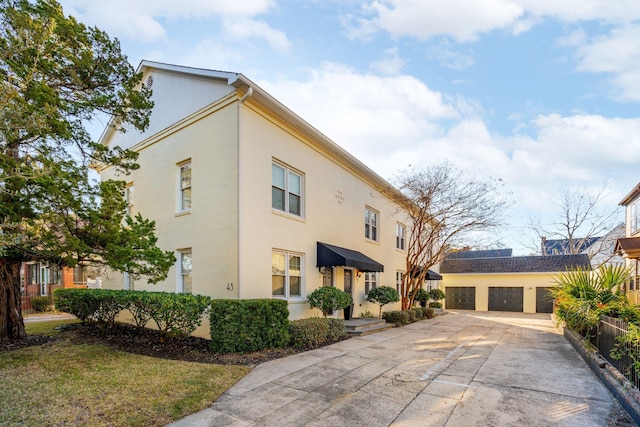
xmin=442 ymin=272 xmax=557 ymax=313
xmin=98 ymin=68 xmax=414 ymax=323
xmin=100 ymin=98 xmax=240 ymax=299
xmin=236 ymin=101 xmax=408 ymax=319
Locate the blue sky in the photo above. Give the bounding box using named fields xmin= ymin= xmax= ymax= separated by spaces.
xmin=60 ymin=0 xmax=640 ymax=254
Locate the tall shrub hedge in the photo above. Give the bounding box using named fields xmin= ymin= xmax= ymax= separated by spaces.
xmin=54 ymin=289 xmax=211 ymax=336
xmin=209 ymin=299 xmax=290 ymax=353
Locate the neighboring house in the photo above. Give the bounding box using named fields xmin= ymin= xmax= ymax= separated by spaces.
xmin=440 ymin=251 xmax=590 ymax=313
xmin=541 ymin=224 xmax=625 ymax=267
xmin=94 ymin=61 xmax=413 ymax=322
xmin=20 ymin=263 xmax=91 ymax=314
xmin=615 ymin=183 xmax=640 ymax=303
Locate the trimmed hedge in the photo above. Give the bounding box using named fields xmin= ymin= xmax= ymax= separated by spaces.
xmin=382 ymin=307 xmax=436 ymax=325
xmin=54 ymin=289 xmax=211 ymax=336
xmin=30 ymin=296 xmax=51 ymax=313
xmin=382 ymin=310 xmax=410 ymax=325
xmin=209 ymin=299 xmax=290 ymax=353
xmin=289 ymin=317 xmax=346 ymax=349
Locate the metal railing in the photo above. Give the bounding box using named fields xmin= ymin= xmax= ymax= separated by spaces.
xmin=598 ymin=315 xmax=640 ymax=390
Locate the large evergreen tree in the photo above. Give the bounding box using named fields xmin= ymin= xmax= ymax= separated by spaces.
xmin=0 ymin=0 xmax=175 ymax=340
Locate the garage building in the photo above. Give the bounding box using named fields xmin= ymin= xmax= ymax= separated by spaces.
xmin=440 ymin=251 xmax=590 ymax=314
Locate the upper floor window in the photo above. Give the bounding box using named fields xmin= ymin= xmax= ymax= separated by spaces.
xmin=396 ymin=223 xmax=406 ymax=250
xmin=364 ymin=272 xmax=378 ymax=295
xmin=178 ymin=249 xmax=192 ymax=294
xmin=272 ymin=250 xmax=302 ymax=297
xmin=125 ymin=184 xmax=134 ymax=217
xmin=365 ymin=207 xmax=379 ymax=241
xmin=632 ymin=200 xmax=640 ymax=234
xmin=272 ymin=161 xmax=303 ymax=217
xmin=178 ymin=161 xmax=192 ymax=212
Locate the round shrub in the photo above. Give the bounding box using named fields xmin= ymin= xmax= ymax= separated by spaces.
xmin=429 ymin=288 xmax=446 ymax=301
xmin=31 ymin=296 xmax=51 ymax=313
xmin=366 ymin=286 xmax=400 ymax=318
xmin=410 ymin=288 xmax=430 ymax=303
xmin=307 ymin=286 xmax=352 ymax=317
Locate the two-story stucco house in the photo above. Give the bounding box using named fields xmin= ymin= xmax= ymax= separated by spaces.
xmin=615 ymin=183 xmax=640 ymax=303
xmin=95 ymin=61 xmax=414 ymax=320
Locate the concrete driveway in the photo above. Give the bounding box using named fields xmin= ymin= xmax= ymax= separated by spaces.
xmin=171 ymin=311 xmax=625 ymax=426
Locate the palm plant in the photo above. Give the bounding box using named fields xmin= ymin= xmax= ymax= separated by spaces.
xmin=552 ymin=264 xmax=630 ymax=342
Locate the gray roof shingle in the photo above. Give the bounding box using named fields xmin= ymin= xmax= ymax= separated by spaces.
xmin=440 ymin=254 xmax=591 ymax=274
xmin=446 ymin=249 xmax=513 ymax=259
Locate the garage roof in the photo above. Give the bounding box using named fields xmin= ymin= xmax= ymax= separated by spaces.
xmin=440 ymin=254 xmax=590 ymax=274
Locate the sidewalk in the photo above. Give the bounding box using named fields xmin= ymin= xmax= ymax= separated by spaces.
xmin=169 ymin=311 xmax=627 ymax=426
xmin=23 ymin=312 xmax=76 ymax=323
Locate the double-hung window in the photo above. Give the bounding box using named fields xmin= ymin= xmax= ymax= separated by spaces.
xmin=272 ymin=161 xmax=303 ymax=217
xmin=364 ymin=272 xmax=378 ymax=295
xmin=396 ymin=271 xmax=404 ymax=294
xmin=125 ymin=184 xmax=134 ymax=217
xmin=365 ymin=207 xmax=379 ymax=241
xmin=396 ymin=223 xmax=406 ymax=250
xmin=178 ymin=249 xmax=192 ymax=294
xmin=272 ymin=250 xmax=302 ymax=297
xmin=178 ymin=161 xmax=192 ymax=212
xmin=632 ymin=200 xmax=640 ymax=234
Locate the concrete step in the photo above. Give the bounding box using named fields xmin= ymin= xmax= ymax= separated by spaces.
xmin=344 ymin=318 xmax=394 ymax=336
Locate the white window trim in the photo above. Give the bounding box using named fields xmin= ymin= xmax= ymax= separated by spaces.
xmin=177 ymin=248 xmax=192 ymax=294
xmin=396 ymin=271 xmax=405 ymax=294
xmin=396 ymin=222 xmax=406 ymax=251
xmin=365 ymin=206 xmax=379 ymax=242
xmin=632 ymin=200 xmax=640 ymax=235
xmin=177 ymin=160 xmax=192 ymax=214
xmin=125 ymin=183 xmax=134 ymax=218
xmin=364 ymin=272 xmax=378 ymax=295
xmin=272 ymin=250 xmax=304 ymax=299
xmin=272 ymin=160 xmax=305 ymax=218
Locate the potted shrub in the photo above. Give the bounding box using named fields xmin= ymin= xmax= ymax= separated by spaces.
xmin=307 ymin=286 xmax=353 ymax=318
xmin=411 ymin=288 xmax=430 ymax=307
xmin=429 ymin=288 xmax=446 ymax=309
xmin=366 ymin=286 xmax=399 ymax=318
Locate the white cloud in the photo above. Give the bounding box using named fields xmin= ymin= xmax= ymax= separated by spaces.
xmin=350 ymin=0 xmax=640 ymax=43
xmin=222 ymin=18 xmax=291 ymax=53
xmin=574 ymin=25 xmax=640 ymax=101
xmin=370 ymin=47 xmax=406 ymax=75
xmin=59 ymin=0 xmax=286 ymax=48
xmin=357 ymin=0 xmax=524 ymax=42
xmin=426 ymin=41 xmax=475 ymax=70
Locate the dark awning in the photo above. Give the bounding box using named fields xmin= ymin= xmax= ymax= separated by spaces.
xmin=426 ymin=270 xmax=442 ymax=280
xmin=409 ymin=264 xmax=442 ymax=280
xmin=615 ymin=237 xmax=640 ymax=259
xmin=317 ymin=242 xmax=384 ymax=272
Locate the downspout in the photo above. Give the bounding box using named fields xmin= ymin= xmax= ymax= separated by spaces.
xmin=236 ymin=86 xmax=253 ymax=300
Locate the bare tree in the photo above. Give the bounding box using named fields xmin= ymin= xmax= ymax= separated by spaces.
xmin=392 ymin=164 xmax=507 ymax=310
xmin=528 ymin=188 xmax=622 ymax=265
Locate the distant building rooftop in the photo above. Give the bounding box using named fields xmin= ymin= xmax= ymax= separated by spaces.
xmin=440 ymin=254 xmax=590 ymax=274
xmin=446 ymin=249 xmax=513 ymax=260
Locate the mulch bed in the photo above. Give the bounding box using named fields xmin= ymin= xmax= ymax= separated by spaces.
xmin=1 ymin=322 xmax=347 ymax=367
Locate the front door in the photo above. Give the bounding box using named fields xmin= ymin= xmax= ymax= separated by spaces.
xmin=343 ymin=269 xmax=354 ymax=319
xmin=344 ymin=269 xmax=353 ymax=296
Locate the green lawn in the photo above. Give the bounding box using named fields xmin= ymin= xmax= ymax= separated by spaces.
xmin=0 ymin=320 xmax=250 ymax=426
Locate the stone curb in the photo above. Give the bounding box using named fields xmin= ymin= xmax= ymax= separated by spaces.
xmin=562 ymin=325 xmax=640 ymax=425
